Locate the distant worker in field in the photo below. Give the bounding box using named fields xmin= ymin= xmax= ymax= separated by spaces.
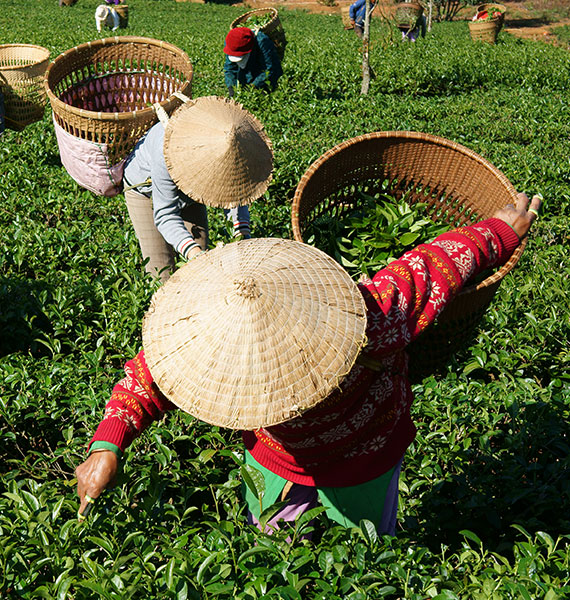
xmin=400 ymin=12 xmax=427 ymax=42
xmin=223 ymin=27 xmax=283 ymax=97
xmin=122 ymin=96 xmax=273 ymax=282
xmin=94 ymin=4 xmax=120 ymax=32
xmin=348 ymin=0 xmax=377 ymax=38
xmin=75 ymin=193 xmax=540 ymax=536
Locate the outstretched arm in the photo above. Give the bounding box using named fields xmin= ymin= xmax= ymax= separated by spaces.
xmin=75 ymin=351 xmax=175 ymax=513
xmin=359 ymin=193 xmax=541 ymax=356
xmin=252 ymin=34 xmax=283 ymax=89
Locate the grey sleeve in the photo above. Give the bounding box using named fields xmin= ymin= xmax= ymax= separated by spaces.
xmin=148 ymin=126 xmax=198 ymax=255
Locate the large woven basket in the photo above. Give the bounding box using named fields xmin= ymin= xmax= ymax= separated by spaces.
xmin=469 ymin=19 xmax=499 ymax=44
xmin=292 ymin=131 xmax=526 ymax=380
xmin=0 ymin=44 xmax=50 ymax=131
xmin=231 ymin=8 xmax=286 ymax=62
xmin=115 ymin=4 xmax=129 ymax=28
xmin=341 ymin=5 xmax=352 ymax=29
xmin=44 ymin=36 xmax=193 ymax=167
xmin=477 ymin=3 xmax=506 ymax=30
xmin=395 ymin=2 xmax=423 ymax=28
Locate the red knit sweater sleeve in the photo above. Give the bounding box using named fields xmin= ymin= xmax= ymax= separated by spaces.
xmin=358 ymin=218 xmax=520 ymax=356
xmin=88 ymin=350 xmax=176 ymax=452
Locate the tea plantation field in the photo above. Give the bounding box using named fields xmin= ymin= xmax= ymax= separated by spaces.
xmin=1 ymin=0 xmax=569 ymax=598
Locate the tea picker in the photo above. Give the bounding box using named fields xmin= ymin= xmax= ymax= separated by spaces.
xmin=95 ymin=5 xmax=120 ymax=32
xmin=395 ymin=2 xmax=427 ymax=42
xmin=76 ymin=190 xmax=540 ymax=532
xmin=348 ymin=0 xmax=377 ymax=38
xmin=223 ymin=27 xmax=283 ymax=97
xmin=122 ymin=96 xmax=273 ymax=282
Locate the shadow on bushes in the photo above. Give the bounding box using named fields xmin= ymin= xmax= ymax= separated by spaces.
xmin=203 ymin=0 xmax=243 ymax=5
xmin=405 ymin=398 xmax=570 ymax=551
xmin=0 ymin=277 xmax=53 ymax=357
xmin=506 ymin=17 xmax=550 ymax=29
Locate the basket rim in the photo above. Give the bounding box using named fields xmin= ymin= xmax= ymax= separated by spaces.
xmin=0 ymin=44 xmax=51 ymax=70
xmin=43 ymin=36 xmax=192 ymax=123
xmin=231 ymin=7 xmax=279 ymax=28
xmin=469 ymin=18 xmax=501 ymax=28
xmin=291 ymin=130 xmax=526 ymax=295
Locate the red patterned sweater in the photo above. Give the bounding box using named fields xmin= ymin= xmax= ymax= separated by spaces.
xmin=89 ymin=219 xmax=520 ymax=487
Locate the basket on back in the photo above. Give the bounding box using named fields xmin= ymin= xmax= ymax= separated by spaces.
xmin=115 ymin=4 xmax=129 ymax=28
xmin=468 ymin=19 xmax=499 ymax=44
xmin=0 ymin=44 xmax=50 ymax=131
xmin=231 ymin=8 xmax=286 ymax=62
xmin=477 ymin=3 xmax=506 ymax=30
xmin=292 ymin=131 xmax=526 ymax=381
xmin=44 ymin=36 xmax=193 ymax=196
xmin=394 ymin=2 xmax=423 ymax=28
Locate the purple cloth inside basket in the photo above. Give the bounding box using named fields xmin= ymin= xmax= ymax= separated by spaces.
xmin=59 ymin=75 xmax=176 ymax=112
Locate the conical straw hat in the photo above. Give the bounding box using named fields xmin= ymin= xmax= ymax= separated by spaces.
xmin=142 ymin=238 xmax=368 ymax=430
xmin=163 ymin=96 xmax=273 ymax=208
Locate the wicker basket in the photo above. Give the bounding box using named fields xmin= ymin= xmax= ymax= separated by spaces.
xmin=477 ymin=3 xmax=506 ymax=30
xmin=469 ymin=19 xmax=499 ymax=44
xmin=44 ymin=36 xmax=193 ymax=168
xmin=0 ymin=44 xmax=50 ymax=131
xmin=115 ymin=4 xmax=129 ymax=28
xmin=395 ymin=2 xmax=423 ymax=28
xmin=231 ymin=8 xmax=286 ymax=62
xmin=291 ymin=131 xmax=526 ymax=380
xmin=341 ymin=5 xmax=353 ymax=29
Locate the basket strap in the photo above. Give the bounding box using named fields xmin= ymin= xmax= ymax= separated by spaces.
xmin=153 ymin=92 xmax=192 ymax=125
xmin=123 ymin=177 xmax=152 ymax=192
xmin=153 ymin=102 xmax=170 ymax=126
xmin=172 ymin=91 xmax=191 ymax=103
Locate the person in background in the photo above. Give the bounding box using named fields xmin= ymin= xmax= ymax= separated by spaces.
xmin=122 ymin=95 xmax=273 ymax=282
xmin=348 ymin=0 xmax=376 ymax=38
xmin=400 ymin=12 xmax=427 ymax=42
xmin=223 ymin=27 xmax=283 ymax=97
xmin=75 ymin=191 xmax=541 ymax=535
xmin=95 ymin=4 xmax=120 ymax=32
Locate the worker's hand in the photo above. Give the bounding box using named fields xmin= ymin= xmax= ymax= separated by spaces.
xmin=186 ymin=245 xmax=205 ymax=260
xmin=493 ymin=192 xmax=541 ymax=240
xmin=76 ymin=450 xmax=118 ymax=516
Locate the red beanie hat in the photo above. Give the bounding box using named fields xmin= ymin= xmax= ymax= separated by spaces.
xmin=224 ymin=27 xmax=255 ymax=56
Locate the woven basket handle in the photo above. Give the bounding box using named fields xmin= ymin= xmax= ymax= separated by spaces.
xmin=152 ymin=92 xmax=191 ymax=125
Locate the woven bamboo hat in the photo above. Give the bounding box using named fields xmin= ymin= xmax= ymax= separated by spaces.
xmin=163 ymin=96 xmax=273 ymax=208
xmin=142 ymin=238 xmax=368 ymax=429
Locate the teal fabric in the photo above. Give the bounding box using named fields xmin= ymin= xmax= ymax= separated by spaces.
xmin=243 ymin=452 xmax=397 ymax=529
xmin=89 ymin=440 xmax=122 ymax=458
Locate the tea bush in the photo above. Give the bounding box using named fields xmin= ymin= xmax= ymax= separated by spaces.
xmin=0 ymin=0 xmax=568 ymax=597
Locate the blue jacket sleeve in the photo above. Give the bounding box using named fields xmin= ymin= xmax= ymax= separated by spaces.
xmin=251 ymin=32 xmax=282 ymax=89
xmin=224 ymin=56 xmax=239 ymax=89
xmin=349 ymin=0 xmax=365 ymax=21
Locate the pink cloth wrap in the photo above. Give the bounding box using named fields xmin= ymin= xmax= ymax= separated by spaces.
xmin=53 ymin=116 xmax=125 ymax=197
